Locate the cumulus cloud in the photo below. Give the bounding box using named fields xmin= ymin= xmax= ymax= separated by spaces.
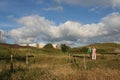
xmin=54 ymin=0 xmax=120 ymax=8
xmin=9 ymin=15 xmax=56 ymax=43
xmin=9 ymin=12 xmax=120 ymax=46
xmin=101 ymin=12 xmax=120 ymax=35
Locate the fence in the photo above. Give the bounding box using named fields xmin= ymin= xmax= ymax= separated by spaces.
xmin=0 ymin=54 xmax=35 ymax=72
xmin=68 ymin=52 xmax=120 ymax=69
xmin=99 ymin=52 xmax=120 ymax=59
xmin=68 ymin=54 xmax=87 ymax=69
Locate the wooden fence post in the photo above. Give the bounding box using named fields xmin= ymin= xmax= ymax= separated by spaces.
xmin=10 ymin=54 xmax=14 ymax=72
xmin=26 ymin=54 xmax=29 ymax=69
xmin=83 ymin=54 xmax=86 ymax=69
xmin=68 ymin=53 xmax=71 ymax=62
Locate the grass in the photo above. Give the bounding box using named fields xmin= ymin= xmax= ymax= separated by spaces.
xmin=0 ymin=43 xmax=120 ymax=80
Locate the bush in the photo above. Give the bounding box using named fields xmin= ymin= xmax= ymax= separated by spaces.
xmin=61 ymin=44 xmax=71 ymax=53
xmin=43 ymin=43 xmax=54 ymax=49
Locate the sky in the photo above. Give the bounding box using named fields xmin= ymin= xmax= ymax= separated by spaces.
xmin=0 ymin=0 xmax=120 ymax=47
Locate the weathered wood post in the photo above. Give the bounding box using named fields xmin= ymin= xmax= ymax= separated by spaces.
xmin=73 ymin=56 xmax=77 ymax=64
xmin=26 ymin=54 xmax=29 ymax=69
xmin=10 ymin=54 xmax=14 ymax=72
xmin=68 ymin=53 xmax=71 ymax=62
xmin=83 ymin=54 xmax=86 ymax=69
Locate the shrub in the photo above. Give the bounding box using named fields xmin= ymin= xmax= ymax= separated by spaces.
xmin=61 ymin=44 xmax=71 ymax=53
xmin=43 ymin=43 xmax=54 ymax=49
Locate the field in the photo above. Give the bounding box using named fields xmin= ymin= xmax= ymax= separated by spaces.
xmin=0 ymin=43 xmax=120 ymax=80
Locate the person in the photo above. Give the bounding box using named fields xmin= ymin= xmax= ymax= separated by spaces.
xmin=87 ymin=47 xmax=92 ymax=59
xmin=92 ymin=47 xmax=96 ymax=60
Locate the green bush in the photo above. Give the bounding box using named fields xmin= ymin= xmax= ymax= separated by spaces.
xmin=61 ymin=44 xmax=71 ymax=53
xmin=43 ymin=43 xmax=54 ymax=49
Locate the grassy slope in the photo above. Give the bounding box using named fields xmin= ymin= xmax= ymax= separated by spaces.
xmin=0 ymin=43 xmax=120 ymax=80
xmin=86 ymin=42 xmax=120 ymax=52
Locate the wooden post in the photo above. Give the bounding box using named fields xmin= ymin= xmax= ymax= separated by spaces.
xmin=68 ymin=53 xmax=70 ymax=62
xmin=26 ymin=54 xmax=29 ymax=69
xmin=83 ymin=54 xmax=86 ymax=69
xmin=10 ymin=54 xmax=14 ymax=72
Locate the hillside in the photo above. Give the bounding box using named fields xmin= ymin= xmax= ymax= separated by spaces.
xmin=0 ymin=43 xmax=31 ymax=57
xmin=87 ymin=42 xmax=120 ymax=49
xmin=0 ymin=43 xmax=63 ymax=57
xmin=69 ymin=42 xmax=120 ymax=54
xmin=0 ymin=43 xmax=120 ymax=80
xmin=86 ymin=42 xmax=120 ymax=52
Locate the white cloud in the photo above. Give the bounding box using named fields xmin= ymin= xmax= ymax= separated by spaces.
xmin=101 ymin=12 xmax=120 ymax=35
xmin=9 ymin=12 xmax=120 ymax=46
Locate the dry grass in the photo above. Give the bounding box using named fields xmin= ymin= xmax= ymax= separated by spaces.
xmin=0 ymin=55 xmax=120 ymax=80
xmin=0 ymin=43 xmax=120 ymax=80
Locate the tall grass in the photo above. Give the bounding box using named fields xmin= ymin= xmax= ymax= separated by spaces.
xmin=0 ymin=43 xmax=120 ymax=80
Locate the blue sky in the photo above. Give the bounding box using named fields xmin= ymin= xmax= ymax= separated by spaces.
xmin=0 ymin=0 xmax=120 ymax=46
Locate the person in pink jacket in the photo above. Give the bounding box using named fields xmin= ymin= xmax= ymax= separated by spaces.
xmin=92 ymin=47 xmax=96 ymax=60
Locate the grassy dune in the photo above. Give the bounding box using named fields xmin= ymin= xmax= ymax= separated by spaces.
xmin=0 ymin=43 xmax=120 ymax=80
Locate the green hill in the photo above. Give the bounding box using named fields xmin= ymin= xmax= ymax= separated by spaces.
xmin=69 ymin=42 xmax=120 ymax=53
xmin=87 ymin=42 xmax=120 ymax=49
xmin=0 ymin=43 xmax=62 ymax=57
xmin=86 ymin=42 xmax=120 ymax=53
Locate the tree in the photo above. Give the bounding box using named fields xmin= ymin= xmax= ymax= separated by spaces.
xmin=61 ymin=44 xmax=71 ymax=53
xmin=43 ymin=43 xmax=54 ymax=49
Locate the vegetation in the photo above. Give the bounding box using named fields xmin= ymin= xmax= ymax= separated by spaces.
xmin=43 ymin=43 xmax=54 ymax=49
xmin=69 ymin=42 xmax=120 ymax=54
xmin=61 ymin=44 xmax=71 ymax=53
xmin=87 ymin=42 xmax=120 ymax=52
xmin=0 ymin=42 xmax=120 ymax=80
